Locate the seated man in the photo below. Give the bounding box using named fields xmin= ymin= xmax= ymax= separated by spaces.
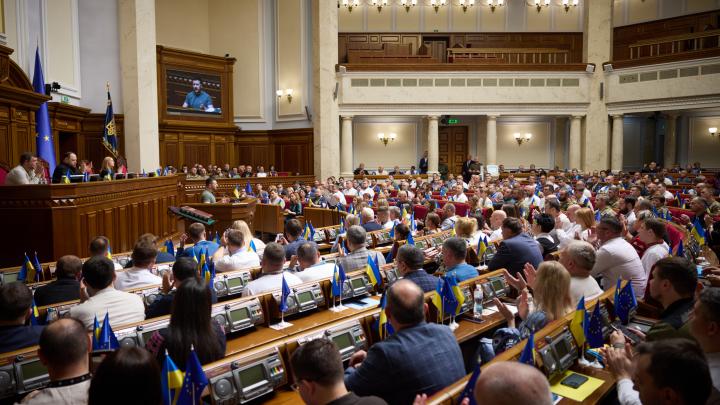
xmin=0 ymin=282 xmax=44 ymax=353
xmin=689 ymin=288 xmax=720 ymax=391
xmin=177 ymin=222 xmax=220 ymax=259
xmin=145 ymin=257 xmax=216 ymax=319
xmin=291 ymin=242 xmax=336 ymax=283
xmin=291 ymin=338 xmax=386 ymax=405
xmin=212 ymin=229 xmax=260 ymax=273
xmin=33 ymin=255 xmax=82 ymax=307
xmin=242 ymin=243 xmax=302 ymax=296
xmin=360 ymin=207 xmax=383 ymax=232
xmin=5 ymin=152 xmax=43 ymax=185
xmin=604 ymin=338 xmax=713 ymax=405
xmin=344 ymin=280 xmax=465 ymax=404
xmin=533 ymin=213 xmax=559 ymax=258
xmin=69 ymin=256 xmax=145 ymax=330
xmin=278 ymin=219 xmax=307 ymax=261
xmin=337 ymin=226 xmax=386 ymax=273
xmin=114 ymin=241 xmax=162 ymax=291
xmin=20 ymin=318 xmax=91 ymax=405
xmin=641 ymin=257 xmax=697 ymax=342
xmin=51 ymin=151 xmax=79 ymax=184
xmin=457 ymin=361 xmax=553 ymax=405
xmin=559 ymin=241 xmax=603 ymax=304
xmin=591 ymin=216 xmax=647 ymax=296
xmin=487 ymin=218 xmax=543 ymax=276
xmin=121 ymin=234 xmax=175 ymax=269
xmin=440 ymin=203 xmax=458 ymax=231
xmin=89 ymin=236 xmax=122 ymax=270
xmin=441 ymin=237 xmax=478 ymax=282
xmin=396 ymin=245 xmax=438 ymax=293
xmin=486 ymin=209 xmax=507 ymax=242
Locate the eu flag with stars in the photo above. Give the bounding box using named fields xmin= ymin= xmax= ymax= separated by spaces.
xmin=518 ymin=332 xmax=536 ymax=365
xmin=459 ymin=362 xmax=481 ymax=405
xmin=280 ymin=274 xmax=291 ymax=313
xmin=245 ymin=181 xmax=253 ymax=195
xmin=32 ymin=46 xmax=56 ymax=174
xmin=614 ymin=279 xmax=637 ymax=325
xmin=331 ymin=263 xmax=346 ymax=298
xmin=177 ymin=346 xmax=208 ymax=405
xmin=95 ymin=312 xmax=120 ymax=351
xmin=586 ymin=301 xmax=605 ymax=348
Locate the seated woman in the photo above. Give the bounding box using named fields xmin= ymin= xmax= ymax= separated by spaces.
xmin=454 ymin=216 xmax=481 ymax=247
xmin=388 ymin=223 xmax=410 ymax=261
xmin=478 ymin=261 xmax=573 ymax=363
xmin=231 ymin=219 xmax=265 ymax=256
xmin=532 ymin=213 xmax=559 ymax=258
xmin=146 ymin=278 xmax=226 ymax=368
xmin=423 ymin=212 xmax=442 ymax=235
xmin=284 ymin=192 xmax=303 ymax=218
xmin=99 ymin=157 xmax=115 ymax=180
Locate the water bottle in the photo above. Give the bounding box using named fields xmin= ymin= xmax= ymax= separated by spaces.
xmin=473 ymin=286 xmax=484 ymax=320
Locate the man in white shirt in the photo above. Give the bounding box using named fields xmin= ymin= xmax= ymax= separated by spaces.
xmin=89 ymin=236 xmax=123 ymax=271
xmin=5 ymin=152 xmax=43 ymax=185
xmin=486 ymin=210 xmax=507 ymax=242
xmin=213 ymin=229 xmax=260 ymax=273
xmin=449 ymin=185 xmax=468 ymax=203
xmin=243 ymin=243 xmax=302 ymax=296
xmin=343 ymin=181 xmax=358 ymax=196
xmin=291 ymin=242 xmax=335 ymax=283
xmin=114 ymin=241 xmax=162 ymax=291
xmin=559 ymin=241 xmax=603 ymax=304
xmin=360 ymin=181 xmax=375 ymax=199
xmin=331 ymin=185 xmax=346 ymax=206
xmin=637 ymin=218 xmax=670 ymax=278
xmin=69 ymin=256 xmax=145 ymax=330
xmin=545 ymin=199 xmax=572 ymax=233
xmin=689 ymin=288 xmax=720 ymax=391
xmin=591 ymin=216 xmax=647 ymax=296
xmin=375 ymin=166 xmax=388 ymax=175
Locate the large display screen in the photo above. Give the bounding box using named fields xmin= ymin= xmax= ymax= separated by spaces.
xmin=166 ymin=69 xmax=222 ymax=116
xmin=239 ymin=364 xmax=266 ymax=388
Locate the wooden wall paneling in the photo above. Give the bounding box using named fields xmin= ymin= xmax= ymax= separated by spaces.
xmin=79 ymin=113 xmax=125 ymax=169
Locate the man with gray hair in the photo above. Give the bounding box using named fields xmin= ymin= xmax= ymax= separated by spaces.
xmin=440 ymin=203 xmax=457 ymax=231
xmin=559 ymin=241 xmax=603 ymax=304
xmin=337 ymin=226 xmax=386 ymax=272
xmin=361 ymin=207 xmax=383 ymax=232
xmin=396 ymin=245 xmax=438 ymax=292
xmin=461 ymin=361 xmax=553 ymax=405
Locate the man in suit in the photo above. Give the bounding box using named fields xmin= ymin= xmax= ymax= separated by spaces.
xmin=344 ymin=279 xmax=465 ymax=404
xmin=51 ymin=151 xmax=80 ymax=184
xmin=176 ymin=222 xmax=220 ymax=259
xmin=33 ymin=255 xmax=82 ymax=307
xmin=419 ymin=151 xmax=429 ymax=174
xmin=397 ymin=245 xmax=438 ymax=292
xmin=487 ymin=217 xmax=543 ymax=276
xmin=462 ymin=154 xmax=474 ymax=183
xmin=0 ymin=282 xmax=45 ymax=353
xmin=337 ymin=226 xmax=386 ymax=272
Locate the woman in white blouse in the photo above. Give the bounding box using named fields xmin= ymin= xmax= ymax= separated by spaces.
xmin=637 ymin=217 xmax=670 ymax=277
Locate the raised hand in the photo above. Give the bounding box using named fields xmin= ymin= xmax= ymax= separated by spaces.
xmin=518 ymin=289 xmax=530 ymax=321
xmin=493 ymin=297 xmax=515 ymax=327
xmin=502 ymin=269 xmax=527 ymax=292
xmin=522 ymin=263 xmax=537 ymax=290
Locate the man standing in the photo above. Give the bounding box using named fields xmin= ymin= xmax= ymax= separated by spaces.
xmin=201 ymin=176 xmax=218 ymax=203
xmin=344 ymin=280 xmax=465 ymax=404
xmin=5 ymin=152 xmax=44 ymax=185
xmin=182 ymin=78 xmax=214 ymax=112
xmin=419 ymin=151 xmax=429 ymax=174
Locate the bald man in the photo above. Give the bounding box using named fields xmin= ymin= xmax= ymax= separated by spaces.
xmin=470 ymin=361 xmax=552 ymax=405
xmin=487 ymin=210 xmax=507 ymax=242
xmin=345 ymin=280 xmax=465 ymax=404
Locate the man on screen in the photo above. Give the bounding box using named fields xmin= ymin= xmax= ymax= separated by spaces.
xmin=182 ymin=78 xmax=215 ymax=112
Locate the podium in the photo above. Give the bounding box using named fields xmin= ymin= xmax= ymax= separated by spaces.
xmin=183 ymin=198 xmax=257 ymax=235
xmin=0 ymin=176 xmax=179 ymax=267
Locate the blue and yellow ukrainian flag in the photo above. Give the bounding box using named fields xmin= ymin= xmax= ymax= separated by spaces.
xmin=233 ymin=186 xmax=241 ymax=199
xmin=477 ymin=235 xmax=488 ymax=259
xmin=248 ymin=239 xmax=257 ymax=253
xmin=29 ymin=299 xmax=40 ymax=326
xmin=377 ymin=289 xmax=395 ymax=339
xmin=331 ymin=263 xmax=346 ymax=298
xmin=162 ymin=351 xmax=184 ymax=405
xmin=518 ymin=332 xmax=536 ymax=365
xmin=106 ymin=244 xmax=113 ymax=260
xmin=92 ymin=316 xmax=101 ymax=350
xmin=365 ymin=255 xmax=382 ymax=288
xmin=17 ymin=253 xmax=36 ymax=283
xmin=569 ymin=296 xmax=587 ymax=348
xmin=431 ymin=277 xmax=445 ymax=321
xmin=161 ymin=240 xmax=175 ymax=257
xmin=447 ymin=275 xmax=465 ymax=315
xmin=691 ymin=217 xmax=706 ymax=246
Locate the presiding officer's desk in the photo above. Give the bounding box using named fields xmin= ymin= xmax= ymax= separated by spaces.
xmin=0 ymin=176 xmax=179 ymax=268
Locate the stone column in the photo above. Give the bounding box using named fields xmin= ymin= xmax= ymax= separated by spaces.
xmin=340 ymin=116 xmax=353 ymax=177
xmin=486 ymin=115 xmax=497 ymax=165
xmin=582 ymin=0 xmax=612 ymax=171
xmin=664 ymin=112 xmax=678 ymax=167
xmin=611 ymin=114 xmax=624 ymax=172
xmin=427 ymin=115 xmax=439 ymax=174
xmin=312 ymin=0 xmax=340 ymax=179
xmin=569 ymin=115 xmax=583 ymax=170
xmin=118 ymin=0 xmax=160 ymax=172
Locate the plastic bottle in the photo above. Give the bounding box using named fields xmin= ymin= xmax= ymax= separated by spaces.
xmin=473 ymin=285 xmax=483 ymax=320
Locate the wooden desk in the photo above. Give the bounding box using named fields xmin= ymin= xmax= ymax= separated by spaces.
xmin=303 ymin=207 xmax=345 ymax=229
xmin=181 ymin=175 xmax=316 ymax=202
xmin=0 ymin=176 xmax=179 ymax=267
xmin=275 ymin=296 xmax=381 ymax=337
xmin=453 ymin=312 xmax=505 ymax=344
xmin=255 ymin=204 xmax=284 ymax=235
xmin=224 ymin=326 xmax=287 ymax=357
xmin=183 ymin=199 xmax=257 ymax=234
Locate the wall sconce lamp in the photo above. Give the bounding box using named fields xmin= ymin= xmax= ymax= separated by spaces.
xmin=710 ymin=127 xmax=718 ymax=138
xmin=486 ymin=0 xmax=504 ymax=12
xmin=340 ymin=0 xmax=359 ymax=12
xmin=430 ymin=0 xmax=447 ymax=13
xmin=514 ymin=132 xmax=532 ymax=146
xmin=562 ymin=0 xmax=579 ymax=12
xmin=378 ymin=132 xmax=397 ymax=146
xmin=371 ymin=0 xmax=388 ymax=12
xmin=401 ymin=0 xmax=417 ymax=12
xmin=276 ymin=89 xmax=294 ymax=103
xmin=459 ymin=0 xmax=475 ymax=13
xmin=533 ymin=0 xmax=550 ymax=12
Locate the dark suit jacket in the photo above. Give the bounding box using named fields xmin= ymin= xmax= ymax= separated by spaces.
xmin=487 ymin=233 xmax=543 ymax=276
xmin=362 ymin=222 xmax=383 ymax=233
xmin=344 ymin=322 xmax=465 ymax=404
xmin=51 ymin=163 xmax=79 ymax=183
xmin=33 ymin=278 xmax=80 ymax=307
xmin=419 ymin=158 xmax=428 ymax=174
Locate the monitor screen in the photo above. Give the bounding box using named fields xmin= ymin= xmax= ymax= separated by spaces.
xmin=238 ymin=364 xmax=266 ymax=388
xmin=227 ymin=277 xmax=244 ymax=288
xmin=21 ymin=360 xmax=48 ymax=381
xmin=4 ymin=272 xmax=18 ymax=283
xmin=554 ymin=338 xmax=570 ymax=360
xmin=230 ymin=307 xmax=250 ymax=322
xmin=331 ymin=332 xmax=354 ymax=350
xmin=297 ymin=291 xmax=314 ymax=304
xmin=350 ymin=278 xmax=365 ymax=290
xmin=491 ymin=279 xmax=504 ymax=292
xmin=166 ymin=69 xmax=223 ymax=116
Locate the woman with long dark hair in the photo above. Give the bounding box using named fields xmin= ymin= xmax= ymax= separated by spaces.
xmin=146 ymin=278 xmax=226 ymax=368
xmin=89 ymin=347 xmax=161 ymax=405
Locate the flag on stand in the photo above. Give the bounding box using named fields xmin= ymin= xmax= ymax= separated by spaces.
xmin=32 ymin=46 xmax=56 ymax=175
